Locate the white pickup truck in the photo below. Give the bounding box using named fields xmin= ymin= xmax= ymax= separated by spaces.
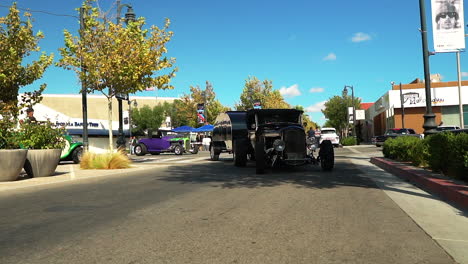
xmin=319 ymin=127 xmax=340 ymax=147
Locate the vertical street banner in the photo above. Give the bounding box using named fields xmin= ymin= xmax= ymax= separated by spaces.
xmin=197 ymin=103 xmax=205 ymax=124
xmin=431 ymin=0 xmax=465 ymax=52
xmin=253 ymin=100 xmax=262 ymax=109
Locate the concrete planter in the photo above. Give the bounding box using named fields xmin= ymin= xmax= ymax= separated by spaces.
xmin=24 ymin=149 xmax=62 ymax=178
xmin=0 ymin=149 xmax=28 ymax=181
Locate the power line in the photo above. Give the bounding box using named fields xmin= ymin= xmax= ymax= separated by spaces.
xmin=0 ymin=4 xmax=78 ymax=19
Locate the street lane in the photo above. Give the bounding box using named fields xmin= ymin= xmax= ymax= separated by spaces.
xmin=0 ymin=149 xmax=454 ymax=263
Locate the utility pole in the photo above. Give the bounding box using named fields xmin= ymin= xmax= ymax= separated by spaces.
xmin=80 ymin=7 xmax=89 ymax=151
xmin=456 ymin=51 xmax=464 ymax=128
xmin=399 ymin=82 xmax=405 ymax=128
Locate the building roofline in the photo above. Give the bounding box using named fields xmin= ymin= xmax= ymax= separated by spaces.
xmin=391 ymin=80 xmax=468 ymax=90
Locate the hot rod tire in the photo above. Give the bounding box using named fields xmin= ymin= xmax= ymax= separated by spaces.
xmin=190 ymin=145 xmax=199 ymax=154
xmin=255 ymin=141 xmax=266 ymax=174
xmin=210 ymin=145 xmax=220 ymax=161
xmin=320 ymin=140 xmax=334 ymax=171
xmin=234 ymin=140 xmax=248 ymax=167
xmin=72 ymin=147 xmax=83 ymax=164
xmin=134 ymin=144 xmax=147 ymax=156
xmin=174 ymin=144 xmax=184 ymax=155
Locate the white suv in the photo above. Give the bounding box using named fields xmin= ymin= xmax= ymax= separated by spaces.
xmin=319 ymin=127 xmax=340 ymax=147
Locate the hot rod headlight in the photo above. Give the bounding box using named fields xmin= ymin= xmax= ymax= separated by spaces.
xmin=273 ymin=139 xmax=285 ymax=151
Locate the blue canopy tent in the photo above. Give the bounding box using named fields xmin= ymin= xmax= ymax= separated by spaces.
xmin=193 ymin=124 xmax=214 ymax=132
xmin=171 ymin=125 xmax=194 ymax=133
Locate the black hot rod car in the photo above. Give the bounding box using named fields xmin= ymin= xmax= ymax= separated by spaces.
xmin=210 ymin=108 xmax=334 ymax=174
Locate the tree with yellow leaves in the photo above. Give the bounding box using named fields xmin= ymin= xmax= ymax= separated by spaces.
xmin=235 ymin=76 xmax=290 ymax=110
xmin=0 ymin=3 xmax=53 ymax=118
xmin=57 ymin=0 xmax=177 ymax=151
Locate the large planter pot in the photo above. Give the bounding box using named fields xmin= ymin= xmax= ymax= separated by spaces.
xmin=0 ymin=149 xmax=28 ymax=182
xmin=24 ymin=149 xmax=62 ymax=178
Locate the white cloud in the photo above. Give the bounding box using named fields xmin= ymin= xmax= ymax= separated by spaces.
xmin=323 ymin=53 xmax=336 ymax=61
xmin=305 ymin=101 xmax=327 ymax=113
xmin=309 ymin=87 xmax=324 ymax=93
xmin=462 ymin=72 xmax=468 ymax=77
xmin=279 ymin=84 xmax=301 ymax=98
xmin=351 ymin=32 xmax=371 ymax=43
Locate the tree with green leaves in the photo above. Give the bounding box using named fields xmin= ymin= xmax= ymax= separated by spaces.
xmin=294 ymin=105 xmax=318 ymax=130
xmin=130 ymin=104 xmax=166 ymax=136
xmin=235 ymin=76 xmax=290 ymax=110
xmin=172 ymin=81 xmax=229 ymax=127
xmin=322 ymin=95 xmax=361 ymax=137
xmin=57 ymin=0 xmax=177 ymax=151
xmin=0 ymin=3 xmax=53 ymax=118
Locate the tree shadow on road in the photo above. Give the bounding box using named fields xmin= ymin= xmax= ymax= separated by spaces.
xmin=157 ymin=156 xmax=378 ymax=190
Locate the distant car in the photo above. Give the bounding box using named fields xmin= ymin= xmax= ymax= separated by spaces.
xmin=134 ymin=133 xmax=199 ymax=156
xmin=319 ymin=127 xmax=340 ymax=147
xmin=374 ymin=128 xmax=422 ymax=147
xmin=436 ymin=125 xmax=461 ymax=132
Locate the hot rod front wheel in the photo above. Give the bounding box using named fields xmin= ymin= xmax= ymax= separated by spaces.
xmin=319 ymin=140 xmax=334 ymax=171
xmin=233 ymin=139 xmax=247 ymax=167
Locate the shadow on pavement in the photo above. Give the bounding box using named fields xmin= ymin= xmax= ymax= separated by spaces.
xmin=157 ymin=153 xmax=443 ymax=204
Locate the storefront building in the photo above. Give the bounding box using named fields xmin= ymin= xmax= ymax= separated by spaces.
xmin=22 ymin=94 xmax=178 ymax=152
xmin=366 ymin=80 xmax=468 ymax=136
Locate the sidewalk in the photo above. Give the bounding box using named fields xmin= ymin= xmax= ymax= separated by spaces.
xmin=370 ymin=157 xmax=468 ymax=211
xmin=0 ymin=161 xmax=156 ymax=192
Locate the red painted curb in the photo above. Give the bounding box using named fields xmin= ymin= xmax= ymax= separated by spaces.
xmin=370 ymin=157 xmax=468 ymax=211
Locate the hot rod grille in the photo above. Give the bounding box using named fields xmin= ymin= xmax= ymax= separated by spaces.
xmin=283 ymin=129 xmax=305 ymax=153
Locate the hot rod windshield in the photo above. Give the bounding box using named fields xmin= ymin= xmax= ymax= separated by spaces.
xmin=247 ymin=109 xmax=303 ymax=126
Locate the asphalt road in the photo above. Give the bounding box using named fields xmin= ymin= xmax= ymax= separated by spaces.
xmin=0 ymin=148 xmax=455 ymax=264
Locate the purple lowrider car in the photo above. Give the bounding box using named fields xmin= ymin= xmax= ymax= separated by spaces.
xmin=134 ymin=134 xmax=199 ymax=156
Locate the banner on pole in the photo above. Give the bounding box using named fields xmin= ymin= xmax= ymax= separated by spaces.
xmin=431 ymin=0 xmax=465 ymax=52
xmin=197 ymin=103 xmax=205 ymax=124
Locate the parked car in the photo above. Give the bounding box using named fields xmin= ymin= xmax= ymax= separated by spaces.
xmin=374 ymin=128 xmax=422 ymax=147
xmin=134 ymin=133 xmax=199 ymax=156
xmin=60 ymin=135 xmax=83 ymax=164
xmin=436 ymin=125 xmax=461 ymax=132
xmin=210 ymin=109 xmax=335 ymax=174
xmin=319 ymin=127 xmax=340 ymax=147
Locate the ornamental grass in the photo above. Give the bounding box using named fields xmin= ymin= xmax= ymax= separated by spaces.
xmin=80 ymin=150 xmax=131 ymax=169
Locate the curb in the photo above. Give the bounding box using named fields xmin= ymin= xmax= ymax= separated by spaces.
xmin=370 ymin=157 xmax=468 ymax=211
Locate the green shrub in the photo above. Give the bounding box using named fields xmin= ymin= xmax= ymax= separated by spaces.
xmin=341 ymin=136 xmax=357 ymax=146
xmin=0 ymin=117 xmax=19 ymax=149
xmin=382 ymin=136 xmax=421 ymax=162
xmin=409 ymin=139 xmax=429 ymax=167
xmin=426 ymin=132 xmax=454 ymax=174
xmin=16 ymin=121 xmax=66 ymax=149
xmin=384 ymin=132 xmax=467 ymax=181
xmin=446 ymin=133 xmax=468 ymax=181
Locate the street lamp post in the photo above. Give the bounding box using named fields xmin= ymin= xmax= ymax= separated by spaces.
xmin=343 ymin=85 xmax=356 ymax=141
xmin=418 ymin=0 xmax=437 ymax=136
xmin=116 ymin=0 xmax=136 ymax=149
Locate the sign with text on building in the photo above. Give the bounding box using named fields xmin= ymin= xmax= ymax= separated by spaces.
xmin=388 ymin=86 xmax=468 ymax=108
xmin=431 ymin=0 xmax=465 ymax=52
xmin=348 ymin=108 xmax=365 ymax=123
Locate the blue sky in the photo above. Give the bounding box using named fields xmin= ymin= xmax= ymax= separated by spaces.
xmin=1 ymin=0 xmax=467 ymax=125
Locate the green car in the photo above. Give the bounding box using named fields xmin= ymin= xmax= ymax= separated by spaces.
xmin=60 ymin=135 xmax=84 ymax=163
